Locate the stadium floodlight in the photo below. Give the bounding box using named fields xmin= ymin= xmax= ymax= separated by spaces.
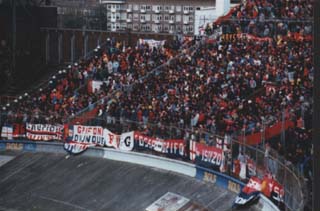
xmin=74 ymin=62 xmax=78 ymax=66
xmin=58 ymin=70 xmax=62 ymax=74
xmin=62 ymin=69 xmax=66 ymax=73
xmin=24 ymin=93 xmax=28 ymax=97
xmin=52 ymin=75 xmax=56 ymax=79
xmin=18 ymin=96 xmax=22 ymax=100
xmin=68 ymin=65 xmax=72 ymax=69
xmin=39 ymin=88 xmax=42 ymax=92
xmin=14 ymin=99 xmax=18 ymax=103
xmin=49 ymin=80 xmax=53 ymax=84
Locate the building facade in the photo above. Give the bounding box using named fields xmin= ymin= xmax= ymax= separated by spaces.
xmin=49 ymin=0 xmax=230 ymax=35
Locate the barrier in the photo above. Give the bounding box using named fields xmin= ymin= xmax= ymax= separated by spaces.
xmin=195 ymin=166 xmax=280 ymax=211
xmin=0 ymin=139 xmax=279 ymax=210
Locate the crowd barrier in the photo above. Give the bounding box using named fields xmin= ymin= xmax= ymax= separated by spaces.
xmin=0 ymin=140 xmax=279 ymax=211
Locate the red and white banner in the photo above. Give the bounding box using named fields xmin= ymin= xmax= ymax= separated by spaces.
xmin=69 ymin=125 xmax=134 ymax=151
xmin=190 ymin=140 xmax=223 ymax=168
xmin=26 ymin=123 xmax=63 ymax=141
xmin=71 ymin=125 xmax=108 ymax=146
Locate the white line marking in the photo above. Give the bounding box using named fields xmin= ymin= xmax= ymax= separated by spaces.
xmin=206 ymin=191 xmax=229 ymax=207
xmin=37 ymin=195 xmax=92 ymax=211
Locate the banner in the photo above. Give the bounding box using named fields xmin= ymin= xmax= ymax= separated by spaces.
xmin=119 ymin=131 xmax=134 ymax=151
xmin=12 ymin=123 xmax=25 ymax=138
xmin=68 ymin=125 xmax=134 ymax=151
xmin=138 ymin=39 xmax=166 ymax=49
xmin=134 ymin=132 xmax=186 ymax=157
xmin=64 ymin=141 xmax=93 ymax=154
xmin=1 ymin=125 xmax=13 ymax=139
xmin=26 ymin=123 xmax=63 ymax=141
xmin=87 ymin=80 xmax=108 ymax=93
xmin=190 ymin=140 xmax=223 ymax=169
xmin=70 ymin=125 xmax=108 ymax=146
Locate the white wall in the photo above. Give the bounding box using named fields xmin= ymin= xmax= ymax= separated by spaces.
xmin=194 ymin=0 xmax=231 ymax=35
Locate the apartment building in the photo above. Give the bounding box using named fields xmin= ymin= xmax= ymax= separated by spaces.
xmin=102 ymin=0 xmax=217 ymax=35
xmin=49 ymin=0 xmax=230 ymax=35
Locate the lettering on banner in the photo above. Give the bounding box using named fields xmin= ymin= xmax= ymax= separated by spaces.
xmin=201 ymin=150 xmax=222 ymax=166
xmin=6 ymin=143 xmax=23 ymax=151
xmin=135 ymin=133 xmax=185 ymax=157
xmin=203 ymin=172 xmax=217 ymax=184
xmin=228 ymin=181 xmax=241 ymax=193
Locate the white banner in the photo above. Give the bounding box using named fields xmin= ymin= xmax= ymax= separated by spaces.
xmin=1 ymin=126 xmax=13 ymax=139
xmin=26 ymin=123 xmax=63 ymax=141
xmin=72 ymin=125 xmax=107 ymax=146
xmin=70 ymin=125 xmax=133 ymax=151
xmin=64 ymin=141 xmax=94 ymax=154
xmin=119 ymin=131 xmax=134 ymax=151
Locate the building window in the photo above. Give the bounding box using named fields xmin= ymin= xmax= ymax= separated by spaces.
xmin=189 ymin=16 xmax=193 ymax=22
xmin=164 ymin=6 xmax=170 ymax=11
xmin=141 ymin=5 xmax=146 ymax=10
xmin=163 ymin=24 xmax=169 ymax=31
xmin=157 ymin=6 xmax=162 ymax=11
xmin=164 ymin=15 xmax=169 ymax=21
xmin=176 ymin=6 xmax=181 ymax=12
xmin=141 ymin=24 xmax=151 ymax=31
xmin=133 ymin=13 xmax=139 ymax=21
xmin=146 ymin=5 xmax=151 ymax=11
xmin=133 ymin=4 xmax=139 ymax=11
xmin=145 ymin=14 xmax=151 ymax=21
xmin=133 ymin=24 xmax=139 ymax=31
xmin=176 ymin=15 xmax=181 ymax=22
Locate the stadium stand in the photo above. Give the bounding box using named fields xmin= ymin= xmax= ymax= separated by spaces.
xmin=0 ymin=0 xmax=313 ymax=209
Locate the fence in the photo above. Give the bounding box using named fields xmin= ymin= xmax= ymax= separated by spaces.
xmin=0 ymin=110 xmax=306 ymax=211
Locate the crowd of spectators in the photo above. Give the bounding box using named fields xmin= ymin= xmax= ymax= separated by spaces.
xmin=207 ymin=0 xmax=313 ymax=39
xmin=1 ymin=38 xmax=179 ymax=125
xmin=0 ymin=0 xmax=314 ymax=207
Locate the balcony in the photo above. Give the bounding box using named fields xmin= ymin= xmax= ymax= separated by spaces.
xmin=154 ymin=20 xmax=160 ymax=24
xmin=169 ymin=30 xmax=175 ymax=34
xmin=183 ymin=20 xmax=189 ymax=24
xmin=140 ymin=19 xmax=146 ymax=23
xmin=140 ymin=9 xmax=146 ymax=13
xmin=111 ymin=8 xmax=116 ymax=13
xmin=126 ymin=8 xmax=132 ymax=13
xmin=154 ymin=9 xmax=160 ymax=14
xmin=111 ymin=19 xmax=116 ymax=23
xmin=183 ymin=10 xmax=189 ymax=14
xmin=169 ymin=20 xmax=174 ymax=24
xmin=169 ymin=10 xmax=174 ymax=14
xmin=126 ymin=19 xmax=132 ymax=23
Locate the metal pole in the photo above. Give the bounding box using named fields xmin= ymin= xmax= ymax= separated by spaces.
xmin=312 ymin=0 xmax=320 ymax=210
xmin=11 ymin=0 xmax=16 ymax=81
xmin=281 ymin=109 xmax=286 ymax=147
